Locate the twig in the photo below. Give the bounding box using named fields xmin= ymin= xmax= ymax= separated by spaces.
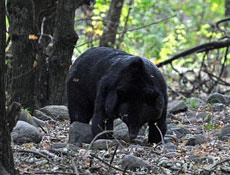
xmin=13 ymin=148 xmax=51 ymax=161
xmin=72 ymin=158 xmax=79 ymax=175
xmin=154 ymin=124 xmax=165 ymax=154
xmin=90 ymin=153 xmax=126 ymax=173
xmin=216 ymin=17 xmax=230 ymax=37
xmin=88 ymin=130 xmax=114 ymax=150
xmin=211 ymin=158 xmax=230 ymax=169
xmin=49 ymin=148 xmax=76 ymax=157
xmin=110 ymin=144 xmax=119 ymax=165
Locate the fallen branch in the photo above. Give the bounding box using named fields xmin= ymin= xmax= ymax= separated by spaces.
xmin=13 ymin=148 xmax=51 ymax=161
xmin=90 ymin=153 xmax=126 ymax=173
xmin=157 ymin=39 xmax=230 ymax=67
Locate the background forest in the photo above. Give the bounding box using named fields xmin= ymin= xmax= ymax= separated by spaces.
xmin=1 ymin=0 xmax=230 ymax=174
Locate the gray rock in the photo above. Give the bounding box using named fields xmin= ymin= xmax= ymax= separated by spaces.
xmin=164 ymin=142 xmax=177 ymax=150
xmin=113 ymin=119 xmax=129 ymax=139
xmin=113 ymin=119 xmax=147 ymax=139
xmin=212 ymin=103 xmax=226 ymax=112
xmin=91 ymin=139 xmax=117 ymax=150
xmin=163 ymin=152 xmax=179 ymax=159
xmin=122 ymin=155 xmax=151 ymax=170
xmin=168 ymin=100 xmax=188 ymax=114
xmin=221 ymin=166 xmax=230 ymax=173
xmin=19 ymin=109 xmax=38 ymax=127
xmin=50 ymin=143 xmax=68 ymax=149
xmin=34 ymin=110 xmax=53 ymax=121
xmin=158 ymin=157 xmax=173 ymax=168
xmin=207 ymin=93 xmax=227 ymax=104
xmin=219 ymin=124 xmax=230 ymax=141
xmin=12 ymin=121 xmax=42 ymax=144
xmin=196 ymin=112 xmax=211 ymax=120
xmin=167 ymin=124 xmax=191 ymax=138
xmin=31 ymin=116 xmax=46 ymax=127
xmin=69 ymin=121 xmax=93 ymax=144
xmin=186 ymin=135 xmax=208 ymax=146
xmin=189 ymin=155 xmax=204 ymax=163
xmin=38 ymin=105 xmax=69 ymax=121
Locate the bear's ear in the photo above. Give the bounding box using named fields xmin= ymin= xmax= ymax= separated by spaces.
xmin=105 ymin=92 xmax=118 ymax=118
xmin=128 ymin=57 xmax=143 ymax=70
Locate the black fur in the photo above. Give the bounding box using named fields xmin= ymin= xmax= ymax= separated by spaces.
xmin=66 ymin=47 xmax=168 ymax=143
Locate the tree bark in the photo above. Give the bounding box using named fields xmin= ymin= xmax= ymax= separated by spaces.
xmin=48 ymin=0 xmax=78 ymax=104
xmin=33 ymin=0 xmax=57 ymax=107
xmin=100 ymin=0 xmax=125 ymax=47
xmin=7 ymin=0 xmax=36 ymax=111
xmin=0 ymin=1 xmax=15 ymax=174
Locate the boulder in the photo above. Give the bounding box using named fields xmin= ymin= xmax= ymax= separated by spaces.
xmin=38 ymin=105 xmax=69 ymax=121
xmin=69 ymin=121 xmax=93 ymax=144
xmin=12 ymin=121 xmax=42 ymax=144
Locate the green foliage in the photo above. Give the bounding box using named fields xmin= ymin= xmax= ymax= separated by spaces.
xmin=73 ymin=0 xmax=225 ymax=63
xmin=186 ymin=98 xmax=200 ymax=109
xmin=204 ymin=123 xmax=219 ymax=131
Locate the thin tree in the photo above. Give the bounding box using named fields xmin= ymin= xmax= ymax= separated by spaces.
xmin=0 ymin=1 xmax=15 ymax=174
xmin=100 ymin=0 xmax=125 ymax=47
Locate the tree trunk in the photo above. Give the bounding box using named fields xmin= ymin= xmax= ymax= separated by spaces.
xmin=33 ymin=0 xmax=57 ymax=107
xmin=100 ymin=0 xmax=125 ymax=48
xmin=0 ymin=1 xmax=15 ymax=174
xmin=48 ymin=0 xmax=78 ymax=104
xmin=7 ymin=0 xmax=36 ymax=111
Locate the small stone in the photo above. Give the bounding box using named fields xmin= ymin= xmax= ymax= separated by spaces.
xmin=212 ymin=103 xmax=226 ymax=112
xmin=186 ymin=135 xmax=208 ymax=146
xmin=122 ymin=155 xmax=151 ymax=170
xmin=164 ymin=142 xmax=177 ymax=150
xmin=113 ymin=119 xmax=129 ymax=139
xmin=91 ymin=139 xmax=117 ymax=150
xmin=168 ymin=100 xmax=188 ymax=114
xmin=207 ymin=93 xmax=227 ymax=104
xmin=167 ymin=124 xmax=191 ymax=138
xmin=50 ymin=143 xmax=68 ymax=149
xmin=163 ymin=152 xmax=179 ymax=159
xmin=158 ymin=157 xmax=173 ymax=168
xmin=219 ymin=124 xmax=230 ymax=141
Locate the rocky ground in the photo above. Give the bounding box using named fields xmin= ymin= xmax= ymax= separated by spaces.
xmin=12 ymin=93 xmax=230 ymax=175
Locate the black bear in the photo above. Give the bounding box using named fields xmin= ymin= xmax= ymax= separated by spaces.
xmin=66 ymin=47 xmax=168 ymax=143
